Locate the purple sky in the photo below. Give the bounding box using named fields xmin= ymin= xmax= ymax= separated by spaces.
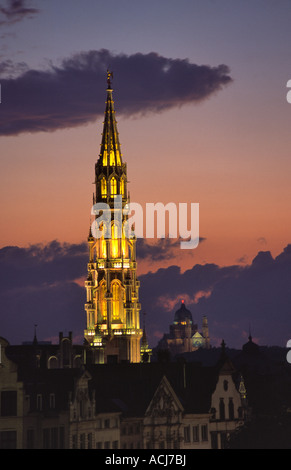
xmin=1 ymin=0 xmax=291 ymax=348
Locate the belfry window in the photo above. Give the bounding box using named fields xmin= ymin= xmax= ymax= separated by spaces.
xmin=110 ymin=148 xmax=115 ymax=166
xmin=101 ymin=177 xmax=107 ymax=197
xmin=122 ymin=235 xmax=127 ymax=258
xmin=111 ymin=223 xmax=119 ymax=258
xmin=99 ymin=281 xmax=107 ymax=322
xmin=111 ymin=177 xmax=117 ymax=196
xmin=116 ymin=151 xmax=121 ymax=166
xmin=102 ymin=144 xmax=108 ymax=166
xmin=99 ymin=223 xmax=106 ymax=259
xmin=111 ymin=280 xmax=123 ymax=321
xmin=120 ymin=178 xmax=124 ymax=196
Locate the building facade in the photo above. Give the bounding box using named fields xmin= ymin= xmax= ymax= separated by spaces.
xmin=0 ymin=337 xmax=24 ymax=449
xmin=0 ymin=335 xmax=248 ymax=449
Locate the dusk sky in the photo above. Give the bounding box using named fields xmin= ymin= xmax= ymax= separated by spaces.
xmin=1 ymin=0 xmax=291 ymax=349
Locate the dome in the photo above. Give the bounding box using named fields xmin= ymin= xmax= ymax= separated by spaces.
xmin=174 ymin=301 xmax=193 ymax=324
xmin=242 ymin=335 xmax=259 ymax=355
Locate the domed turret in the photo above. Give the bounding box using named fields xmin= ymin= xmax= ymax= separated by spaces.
xmin=242 ymin=335 xmax=259 ymax=355
xmin=174 ymin=301 xmax=193 ymax=324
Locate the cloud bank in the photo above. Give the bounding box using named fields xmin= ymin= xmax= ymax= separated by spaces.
xmin=0 ymin=49 xmax=232 ymax=136
xmin=0 ymin=0 xmax=39 ymax=26
xmin=1 ymin=240 xmax=291 ymax=349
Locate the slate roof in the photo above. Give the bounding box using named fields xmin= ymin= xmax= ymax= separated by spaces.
xmin=87 ymin=361 xmax=220 ymax=416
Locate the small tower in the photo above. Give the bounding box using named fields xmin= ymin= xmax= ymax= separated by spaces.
xmin=202 ymin=315 xmax=210 ymax=349
xmin=84 ymin=72 xmax=143 ymax=363
xmin=140 ymin=312 xmax=152 ymax=363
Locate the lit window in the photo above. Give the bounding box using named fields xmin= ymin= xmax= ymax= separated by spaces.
xmin=112 ymin=281 xmax=120 ymax=321
xmin=110 ymin=149 xmax=115 ymax=166
xmin=120 ymin=178 xmax=124 ymax=196
xmin=98 ymin=281 xmax=107 ymax=322
xmin=110 ymin=177 xmax=117 ymax=196
xmin=111 ymin=223 xmax=119 ymax=258
xmin=102 ymin=144 xmax=108 ymax=166
xmin=99 ymin=223 xmax=107 ymax=259
xmin=101 ymin=177 xmax=107 ymax=197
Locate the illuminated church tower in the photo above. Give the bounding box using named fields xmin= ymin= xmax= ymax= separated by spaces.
xmin=84 ymin=72 xmax=143 ymax=364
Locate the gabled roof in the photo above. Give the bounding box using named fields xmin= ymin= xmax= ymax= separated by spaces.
xmin=145 ymin=375 xmax=184 ymax=416
xmin=87 ymin=362 xmax=220 ymax=416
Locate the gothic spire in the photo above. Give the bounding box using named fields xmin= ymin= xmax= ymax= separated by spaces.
xmin=99 ymin=70 xmax=122 ymax=167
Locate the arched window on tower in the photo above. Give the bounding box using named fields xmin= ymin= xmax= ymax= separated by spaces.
xmin=111 ymin=280 xmax=124 ymax=321
xmin=122 ymin=234 xmax=128 ymax=258
xmin=101 ymin=177 xmax=107 ymax=197
xmin=98 ymin=281 xmax=107 ymax=322
xmin=120 ymin=178 xmax=124 ymax=196
xmin=102 ymin=144 xmax=108 ymax=166
xmin=98 ymin=222 xmax=107 ymax=259
xmin=110 ymin=177 xmax=117 ymax=196
xmin=111 ymin=223 xmax=119 ymax=258
xmin=110 ymin=147 xmax=115 ymax=166
xmin=116 ymin=151 xmax=121 ymax=166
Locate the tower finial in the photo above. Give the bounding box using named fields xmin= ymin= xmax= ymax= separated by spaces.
xmin=107 ymin=70 xmax=113 ymax=89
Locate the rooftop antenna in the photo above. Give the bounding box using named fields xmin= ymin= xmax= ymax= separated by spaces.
xmin=33 ymin=324 xmax=38 ymax=345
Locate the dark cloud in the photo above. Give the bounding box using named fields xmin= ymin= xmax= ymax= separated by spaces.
xmin=2 ymin=239 xmax=290 ymax=350
xmin=137 ymin=239 xmax=181 ymax=261
xmin=236 ymin=255 xmax=248 ymax=264
xmin=0 ymin=49 xmax=232 ymax=136
xmin=0 ymin=240 xmax=88 ymax=292
xmin=0 ymin=0 xmax=39 ymax=26
xmin=140 ymin=247 xmax=291 ymax=348
xmin=136 ymin=238 xmax=205 ymax=261
xmin=0 ymin=240 xmax=88 ymax=343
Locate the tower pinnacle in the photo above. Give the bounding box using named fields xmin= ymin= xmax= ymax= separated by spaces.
xmin=98 ymin=70 xmax=123 ymax=170
xmin=107 ymin=70 xmax=113 ymax=89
